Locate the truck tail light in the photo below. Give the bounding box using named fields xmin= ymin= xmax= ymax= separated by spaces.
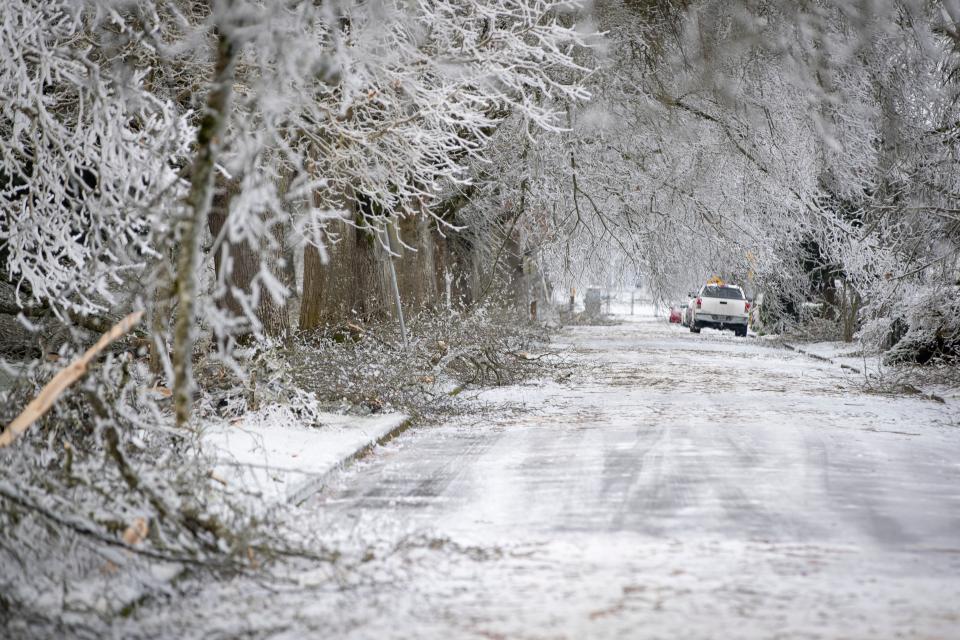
xmin=696 ymin=297 xmax=702 ymax=309
xmin=745 ymin=301 xmax=750 ymax=312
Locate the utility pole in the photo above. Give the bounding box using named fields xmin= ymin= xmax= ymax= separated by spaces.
xmin=381 ymin=224 xmax=409 ymax=351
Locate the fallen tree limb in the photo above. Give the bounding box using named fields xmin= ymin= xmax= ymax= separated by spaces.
xmin=0 ymin=310 xmax=144 ymax=448
xmin=0 ymin=480 xmax=236 ymax=569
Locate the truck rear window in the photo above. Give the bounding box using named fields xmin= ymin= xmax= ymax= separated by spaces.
xmin=702 ymin=286 xmax=744 ymax=299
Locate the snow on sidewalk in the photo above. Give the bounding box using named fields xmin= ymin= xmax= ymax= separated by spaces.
xmin=202 ymin=405 xmax=409 ymax=505
xmin=788 ymin=340 xmax=959 ymax=402
xmin=792 ymin=340 xmax=880 ymax=372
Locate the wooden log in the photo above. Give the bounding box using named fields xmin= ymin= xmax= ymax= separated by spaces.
xmin=0 ymin=311 xmax=144 ymax=448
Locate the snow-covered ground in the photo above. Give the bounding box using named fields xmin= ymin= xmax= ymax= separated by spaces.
xmin=785 ymin=340 xmax=882 ymax=376
xmin=783 ymin=339 xmax=960 ymax=404
xmin=202 ymin=407 xmax=409 ymax=504
xmin=119 ymin=310 xmax=959 ymax=639
xmin=0 ymin=358 xmax=25 ymax=394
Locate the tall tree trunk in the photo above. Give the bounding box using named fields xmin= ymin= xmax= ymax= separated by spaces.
xmin=172 ymin=31 xmax=237 ymax=428
xmin=207 ymin=177 xmax=291 ymax=341
xmin=389 ymin=213 xmax=439 ymax=314
xmin=268 ymin=218 xmax=296 ymax=338
xmin=299 ymin=242 xmax=327 ymax=331
xmin=299 ymin=215 xmax=382 ymax=330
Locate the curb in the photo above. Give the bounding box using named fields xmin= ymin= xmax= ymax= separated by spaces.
xmin=286 ymin=416 xmax=414 ymax=507
xmin=782 ymin=342 xmax=946 ymax=404
xmin=782 ymin=342 xmax=850 ymax=368
xmin=286 ymin=382 xmax=467 ymax=507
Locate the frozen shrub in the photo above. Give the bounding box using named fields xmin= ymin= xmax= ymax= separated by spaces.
xmin=884 ymin=287 xmax=960 ymax=365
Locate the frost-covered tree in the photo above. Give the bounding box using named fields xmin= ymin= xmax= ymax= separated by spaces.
xmin=479 ymin=0 xmax=960 ymax=354
xmin=0 ymin=0 xmax=595 ymax=628
xmin=0 ymin=0 xmax=191 ymax=321
xmin=1 ymin=0 xmax=593 ymax=426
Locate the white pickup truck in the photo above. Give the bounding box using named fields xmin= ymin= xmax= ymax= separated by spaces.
xmin=689 ymin=283 xmax=750 ymax=337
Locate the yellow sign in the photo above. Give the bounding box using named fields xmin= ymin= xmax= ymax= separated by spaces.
xmin=707 ymin=276 xmax=724 ymax=286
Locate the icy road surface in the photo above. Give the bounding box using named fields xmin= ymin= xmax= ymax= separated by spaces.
xmin=134 ymin=314 xmax=960 ymax=639
xmin=310 ymin=315 xmax=960 ymax=639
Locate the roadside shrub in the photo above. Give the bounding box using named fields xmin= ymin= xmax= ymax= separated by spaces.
xmin=883 ymin=286 xmax=960 ymax=365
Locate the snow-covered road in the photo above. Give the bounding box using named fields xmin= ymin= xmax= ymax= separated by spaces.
xmin=128 ymin=313 xmax=960 ymax=639
xmin=306 ymin=313 xmax=960 ymax=638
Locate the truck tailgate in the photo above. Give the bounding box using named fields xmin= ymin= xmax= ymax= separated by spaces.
xmin=700 ymin=297 xmax=747 ymax=320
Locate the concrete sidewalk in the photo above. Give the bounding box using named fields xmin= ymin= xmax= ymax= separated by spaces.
xmin=202 ymin=406 xmax=411 ymax=506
